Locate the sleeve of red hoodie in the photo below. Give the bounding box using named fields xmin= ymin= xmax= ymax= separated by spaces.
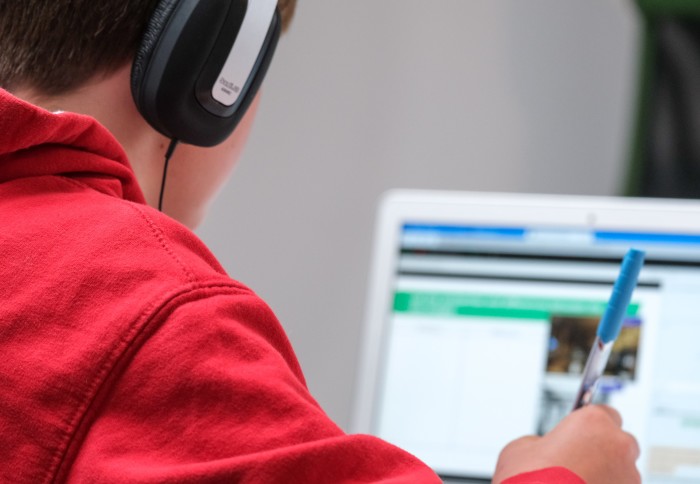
xmin=64 ymin=287 xmax=582 ymax=483
xmin=502 ymin=467 xmax=585 ymax=483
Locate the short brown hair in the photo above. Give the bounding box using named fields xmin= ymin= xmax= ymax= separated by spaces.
xmin=0 ymin=0 xmax=297 ymax=96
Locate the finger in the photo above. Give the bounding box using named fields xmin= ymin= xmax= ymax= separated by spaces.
xmin=500 ymin=435 xmax=539 ymax=455
xmin=512 ymin=435 xmax=539 ymax=445
xmin=592 ymin=404 xmax=623 ymax=427
xmin=624 ymin=431 xmax=641 ymax=460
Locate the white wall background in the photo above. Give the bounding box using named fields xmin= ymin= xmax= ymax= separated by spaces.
xmin=198 ymin=0 xmax=640 ymax=430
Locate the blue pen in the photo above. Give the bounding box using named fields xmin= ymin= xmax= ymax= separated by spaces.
xmin=572 ymin=248 xmax=645 ymax=411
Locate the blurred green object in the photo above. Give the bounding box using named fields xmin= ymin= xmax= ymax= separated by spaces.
xmin=624 ymin=0 xmax=700 ymax=197
xmin=638 ymin=0 xmax=700 ymax=17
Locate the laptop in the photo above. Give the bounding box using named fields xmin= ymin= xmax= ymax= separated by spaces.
xmin=352 ymin=190 xmax=700 ymax=483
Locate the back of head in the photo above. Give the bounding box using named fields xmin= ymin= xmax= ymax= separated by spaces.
xmin=0 ymin=0 xmax=297 ymax=96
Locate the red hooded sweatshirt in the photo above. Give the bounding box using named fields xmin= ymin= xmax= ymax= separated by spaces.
xmin=0 ymin=89 xmax=583 ymax=483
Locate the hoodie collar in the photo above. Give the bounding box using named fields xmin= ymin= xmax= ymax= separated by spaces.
xmin=0 ymin=88 xmax=146 ymax=204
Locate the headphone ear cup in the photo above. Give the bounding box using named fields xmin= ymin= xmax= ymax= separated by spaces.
xmin=131 ymin=0 xmax=280 ymax=147
xmin=131 ymin=0 xmax=179 ymax=113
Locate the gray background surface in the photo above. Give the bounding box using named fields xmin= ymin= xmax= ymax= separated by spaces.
xmin=198 ymin=0 xmax=640 ymax=430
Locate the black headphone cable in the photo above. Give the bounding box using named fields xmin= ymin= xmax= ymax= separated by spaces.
xmin=158 ymin=138 xmax=180 ymax=212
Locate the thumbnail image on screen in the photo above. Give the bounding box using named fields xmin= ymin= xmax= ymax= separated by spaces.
xmin=539 ymin=314 xmax=641 ymax=435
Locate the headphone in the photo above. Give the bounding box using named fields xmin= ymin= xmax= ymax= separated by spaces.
xmin=131 ymin=0 xmax=281 ymax=147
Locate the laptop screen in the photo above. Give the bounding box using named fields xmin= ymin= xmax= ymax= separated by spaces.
xmin=360 ymin=198 xmax=700 ymax=483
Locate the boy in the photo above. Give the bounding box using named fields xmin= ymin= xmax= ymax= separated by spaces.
xmin=0 ymin=1 xmax=640 ymax=482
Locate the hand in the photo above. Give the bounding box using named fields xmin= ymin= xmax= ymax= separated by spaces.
xmin=493 ymin=405 xmax=640 ymax=484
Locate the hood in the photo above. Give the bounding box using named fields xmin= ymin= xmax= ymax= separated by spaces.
xmin=0 ymin=88 xmax=145 ymax=203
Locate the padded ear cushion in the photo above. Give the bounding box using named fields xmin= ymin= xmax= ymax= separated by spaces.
xmin=131 ymin=0 xmax=180 ymax=104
